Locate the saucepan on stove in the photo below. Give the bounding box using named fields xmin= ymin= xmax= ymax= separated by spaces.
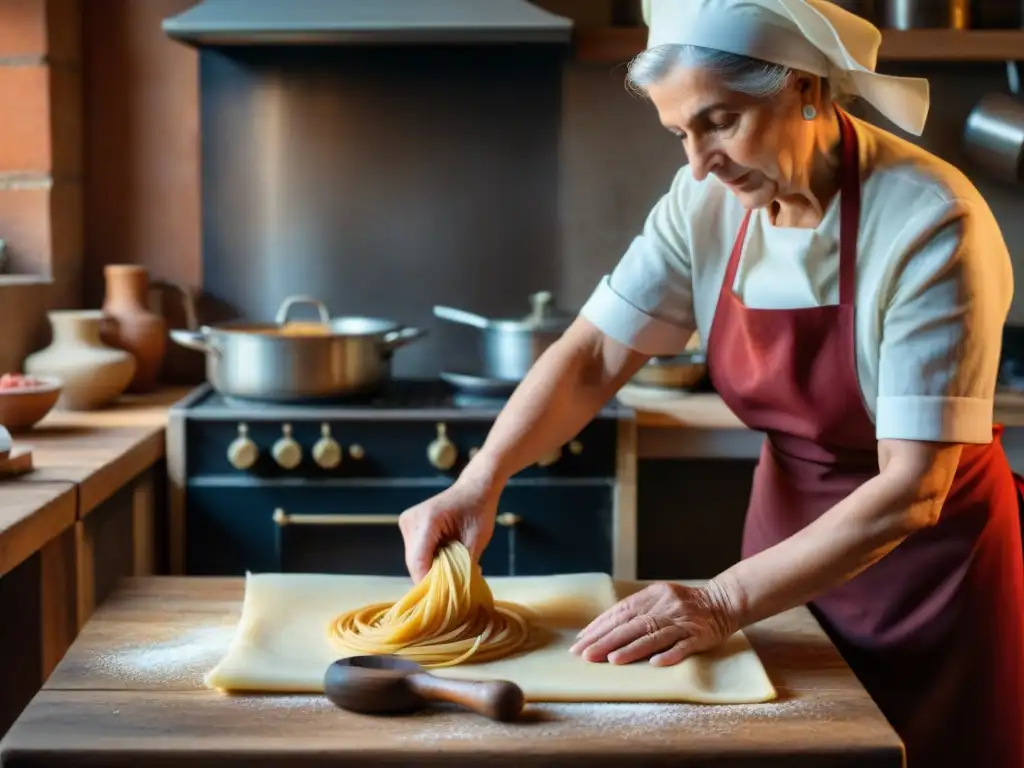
xmin=169 ymin=295 xmax=426 ymax=402
xmin=433 ymin=291 xmax=575 ymax=381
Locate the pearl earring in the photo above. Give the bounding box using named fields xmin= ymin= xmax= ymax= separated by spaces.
xmin=802 ymin=104 xmax=817 ymax=120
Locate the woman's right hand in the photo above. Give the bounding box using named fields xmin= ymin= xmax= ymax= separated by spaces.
xmin=398 ymin=475 xmax=501 ymax=582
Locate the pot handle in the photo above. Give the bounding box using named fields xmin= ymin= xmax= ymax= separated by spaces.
xmin=433 ymin=305 xmax=491 ymax=329
xmin=170 ymin=328 xmax=220 ymax=357
xmin=382 ymin=326 xmax=428 ymax=352
xmin=276 ymin=295 xmax=331 ymax=325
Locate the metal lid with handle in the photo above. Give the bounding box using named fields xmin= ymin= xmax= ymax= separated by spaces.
xmin=433 ymin=291 xmax=573 ymax=333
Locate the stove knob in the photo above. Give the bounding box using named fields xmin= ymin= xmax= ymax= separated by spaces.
xmin=537 ymin=446 xmax=562 ymax=467
xmin=427 ymin=422 xmax=458 ymax=471
xmin=349 ymin=444 xmax=365 ymax=461
xmin=568 ymin=440 xmax=583 ymax=455
xmin=312 ymin=423 xmax=342 ymax=469
xmin=227 ymin=423 xmax=258 ymax=470
xmin=272 ymin=423 xmax=303 ymax=470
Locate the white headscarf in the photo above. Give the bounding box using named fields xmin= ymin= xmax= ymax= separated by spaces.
xmin=641 ymin=0 xmax=930 ymax=135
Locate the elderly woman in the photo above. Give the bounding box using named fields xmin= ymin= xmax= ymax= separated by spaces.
xmin=399 ymin=0 xmax=1024 ymax=763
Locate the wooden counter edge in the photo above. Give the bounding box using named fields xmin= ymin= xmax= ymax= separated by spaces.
xmin=13 ymin=387 xmax=191 ymax=517
xmin=76 ymin=426 xmax=166 ymax=517
xmin=0 ymin=483 xmax=77 ymax=579
xmin=0 ymin=483 xmax=78 ymax=684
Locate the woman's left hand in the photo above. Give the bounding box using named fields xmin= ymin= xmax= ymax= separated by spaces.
xmin=569 ymin=582 xmax=739 ymax=666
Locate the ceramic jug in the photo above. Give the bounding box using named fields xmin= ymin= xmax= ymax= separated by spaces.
xmin=100 ymin=264 xmax=167 ymax=393
xmin=24 ymin=310 xmax=136 ymax=410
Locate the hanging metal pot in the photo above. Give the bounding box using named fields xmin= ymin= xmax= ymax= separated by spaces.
xmin=433 ymin=291 xmax=574 ymax=382
xmin=963 ymin=63 xmax=1024 ymax=186
xmin=170 ymin=295 xmax=426 ymax=402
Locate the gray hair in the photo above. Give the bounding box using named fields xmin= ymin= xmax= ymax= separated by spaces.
xmin=627 ymin=44 xmax=818 ymax=101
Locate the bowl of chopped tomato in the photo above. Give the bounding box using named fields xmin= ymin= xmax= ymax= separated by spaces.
xmin=0 ymin=373 xmax=63 ymax=431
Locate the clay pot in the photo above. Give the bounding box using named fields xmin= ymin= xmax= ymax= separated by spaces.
xmin=100 ymin=264 xmax=167 ymax=393
xmin=24 ymin=310 xmax=136 ymax=410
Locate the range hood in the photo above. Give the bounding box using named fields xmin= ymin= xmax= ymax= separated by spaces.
xmin=163 ymin=0 xmax=574 ymax=47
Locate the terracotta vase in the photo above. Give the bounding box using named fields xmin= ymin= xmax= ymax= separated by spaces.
xmin=100 ymin=265 xmax=167 ymax=393
xmin=23 ymin=310 xmax=136 ymax=410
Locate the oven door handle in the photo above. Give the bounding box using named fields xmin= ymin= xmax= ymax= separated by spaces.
xmin=272 ymin=509 xmax=522 ymax=528
xmin=273 ymin=509 xmax=399 ymax=527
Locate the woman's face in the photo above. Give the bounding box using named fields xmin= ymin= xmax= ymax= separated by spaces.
xmin=646 ymin=65 xmax=824 ymax=210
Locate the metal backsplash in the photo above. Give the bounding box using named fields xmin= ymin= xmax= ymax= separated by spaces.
xmin=197 ymin=44 xmax=565 ymax=377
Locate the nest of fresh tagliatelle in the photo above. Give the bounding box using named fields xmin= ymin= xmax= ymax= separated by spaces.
xmin=327 ymin=541 xmax=536 ymax=668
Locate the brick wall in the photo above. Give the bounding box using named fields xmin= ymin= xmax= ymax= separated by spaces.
xmin=0 ymin=0 xmax=84 ymax=374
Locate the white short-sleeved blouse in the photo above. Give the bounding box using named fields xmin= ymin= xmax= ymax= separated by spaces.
xmin=580 ymin=115 xmax=1013 ymax=444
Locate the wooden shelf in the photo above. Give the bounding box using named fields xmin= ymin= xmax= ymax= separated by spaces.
xmin=574 ymin=27 xmax=1024 ymax=63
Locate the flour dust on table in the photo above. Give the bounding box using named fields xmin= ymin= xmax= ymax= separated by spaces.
xmin=86 ymin=625 xmax=238 ymax=686
xmin=204 ymin=572 xmax=777 ymax=704
xmin=399 ymin=698 xmax=839 ymax=743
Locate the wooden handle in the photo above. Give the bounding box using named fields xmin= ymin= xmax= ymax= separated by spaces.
xmin=406 ymin=673 xmax=525 ymax=722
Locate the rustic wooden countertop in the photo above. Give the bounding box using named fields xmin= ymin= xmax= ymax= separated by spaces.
xmin=618 ymin=384 xmax=1024 ymax=430
xmin=0 ymin=576 xmax=904 ymax=767
xmin=0 ymin=388 xmax=191 ymax=578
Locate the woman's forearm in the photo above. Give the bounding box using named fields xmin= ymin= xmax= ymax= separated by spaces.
xmin=709 ymin=442 xmax=962 ymax=630
xmin=463 ymin=319 xmax=648 ymax=488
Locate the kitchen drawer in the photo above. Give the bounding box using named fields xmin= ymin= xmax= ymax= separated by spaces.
xmin=184 ymin=418 xmax=617 ymax=480
xmin=183 ymin=480 xmax=614 ymax=577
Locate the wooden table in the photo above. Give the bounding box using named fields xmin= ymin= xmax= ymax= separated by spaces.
xmin=0 ymin=577 xmax=905 ymax=767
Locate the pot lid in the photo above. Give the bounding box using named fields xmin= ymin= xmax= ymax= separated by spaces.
xmin=162 ymin=0 xmax=573 ymax=47
xmin=434 ymin=291 xmax=574 ymax=332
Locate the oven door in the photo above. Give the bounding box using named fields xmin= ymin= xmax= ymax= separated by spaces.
xmin=273 ymin=509 xmax=408 ymax=575
xmin=185 ymin=481 xmax=613 ymax=577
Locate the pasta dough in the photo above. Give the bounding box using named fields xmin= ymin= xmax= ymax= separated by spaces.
xmin=328 ymin=542 xmax=533 ymax=667
xmin=205 ymin=571 xmax=777 ymax=704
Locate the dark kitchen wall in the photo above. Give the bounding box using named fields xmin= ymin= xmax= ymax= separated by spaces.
xmin=30 ymin=1 xmax=1018 ymax=381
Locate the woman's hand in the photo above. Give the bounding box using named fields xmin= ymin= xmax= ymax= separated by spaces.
xmin=398 ymin=474 xmax=501 ymax=583
xmin=569 ymin=582 xmax=738 ymax=666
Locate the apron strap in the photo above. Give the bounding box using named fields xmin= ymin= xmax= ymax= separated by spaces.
xmin=836 ymin=108 xmax=861 ymax=307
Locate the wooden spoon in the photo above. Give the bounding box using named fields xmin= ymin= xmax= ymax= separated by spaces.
xmin=324 ymin=655 xmax=525 ymax=721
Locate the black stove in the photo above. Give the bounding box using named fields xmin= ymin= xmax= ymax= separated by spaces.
xmin=166 ymin=380 xmax=623 ymax=580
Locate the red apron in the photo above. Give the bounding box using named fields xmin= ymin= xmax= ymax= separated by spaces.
xmin=705 ymin=108 xmax=1024 ymax=767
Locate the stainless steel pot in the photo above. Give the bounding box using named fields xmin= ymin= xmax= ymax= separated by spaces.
xmin=433 ymin=291 xmax=574 ymax=382
xmin=170 ymin=295 xmax=426 ymax=401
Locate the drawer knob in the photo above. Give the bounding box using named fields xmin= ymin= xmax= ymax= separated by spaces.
xmin=349 ymin=444 xmax=365 ymax=460
xmin=427 ymin=422 xmax=458 ymax=471
xmin=496 ymin=512 xmax=522 ymax=528
xmin=313 ymin=423 xmax=342 ymax=469
xmin=272 ymin=423 xmax=303 ymax=470
xmin=568 ymin=440 xmax=583 ymax=455
xmin=227 ymin=423 xmax=258 ymax=470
